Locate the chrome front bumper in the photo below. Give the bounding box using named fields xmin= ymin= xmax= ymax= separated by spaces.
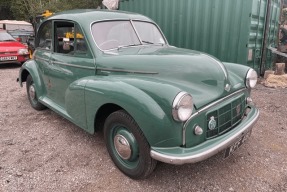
xmin=150 ymin=108 xmax=259 ymax=165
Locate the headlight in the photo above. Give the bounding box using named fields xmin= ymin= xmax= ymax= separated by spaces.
xmin=18 ymin=48 xmax=29 ymax=55
xmin=245 ymin=69 xmax=258 ymax=89
xmin=172 ymin=92 xmax=193 ymax=122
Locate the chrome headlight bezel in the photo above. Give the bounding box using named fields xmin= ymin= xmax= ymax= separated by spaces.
xmin=172 ymin=92 xmax=193 ymax=122
xmin=245 ymin=69 xmax=258 ymax=89
xmin=18 ymin=48 xmax=29 ymax=55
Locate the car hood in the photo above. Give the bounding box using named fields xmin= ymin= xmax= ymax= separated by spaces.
xmin=0 ymin=41 xmax=26 ymax=52
xmin=96 ymin=46 xmax=233 ymax=108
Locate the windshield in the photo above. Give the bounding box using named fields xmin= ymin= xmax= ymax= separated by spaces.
xmin=91 ymin=20 xmax=166 ymax=51
xmin=133 ymin=21 xmax=166 ymax=45
xmin=0 ymin=32 xmax=16 ymax=42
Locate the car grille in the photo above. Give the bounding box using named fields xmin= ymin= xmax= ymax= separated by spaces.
xmin=206 ymin=95 xmax=246 ymax=139
xmin=0 ymin=51 xmax=17 ymax=54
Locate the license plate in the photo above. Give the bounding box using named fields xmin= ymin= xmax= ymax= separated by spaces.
xmin=224 ymin=130 xmax=252 ymax=158
xmin=0 ymin=56 xmax=17 ymax=61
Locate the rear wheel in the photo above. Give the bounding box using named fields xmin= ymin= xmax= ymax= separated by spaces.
xmin=104 ymin=110 xmax=157 ymax=179
xmin=26 ymin=75 xmax=46 ymax=110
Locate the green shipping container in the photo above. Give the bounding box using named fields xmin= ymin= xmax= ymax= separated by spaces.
xmin=119 ymin=0 xmax=281 ymax=74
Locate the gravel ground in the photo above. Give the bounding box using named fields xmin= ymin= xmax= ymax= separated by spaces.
xmin=0 ymin=63 xmax=287 ymax=192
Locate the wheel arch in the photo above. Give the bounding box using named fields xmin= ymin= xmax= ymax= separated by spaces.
xmin=19 ymin=68 xmax=30 ymax=86
xmin=94 ymin=103 xmax=123 ymax=133
xmin=18 ymin=60 xmax=46 ymax=97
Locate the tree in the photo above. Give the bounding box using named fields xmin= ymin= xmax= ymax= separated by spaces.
xmin=8 ymin=0 xmax=102 ymax=21
xmin=0 ymin=0 xmax=14 ymax=19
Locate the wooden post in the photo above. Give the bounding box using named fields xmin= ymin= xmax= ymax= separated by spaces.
xmin=274 ymin=63 xmax=286 ymax=75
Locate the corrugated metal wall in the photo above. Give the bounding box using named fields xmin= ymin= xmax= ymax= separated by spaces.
xmin=248 ymin=0 xmax=281 ymax=72
xmin=263 ymin=0 xmax=281 ymax=73
xmin=119 ymin=0 xmax=281 ymax=73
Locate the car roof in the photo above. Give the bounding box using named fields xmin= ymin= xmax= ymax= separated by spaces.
xmin=0 ymin=20 xmax=32 ymax=25
xmin=47 ymin=9 xmax=153 ymax=24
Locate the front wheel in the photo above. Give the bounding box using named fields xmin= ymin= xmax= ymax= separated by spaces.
xmin=104 ymin=110 xmax=157 ymax=179
xmin=26 ymin=75 xmax=46 ymax=111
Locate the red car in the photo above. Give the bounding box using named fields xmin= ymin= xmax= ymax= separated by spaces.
xmin=0 ymin=30 xmax=29 ymax=65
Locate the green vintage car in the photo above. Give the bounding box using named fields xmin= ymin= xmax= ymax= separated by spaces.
xmin=18 ymin=9 xmax=259 ymax=179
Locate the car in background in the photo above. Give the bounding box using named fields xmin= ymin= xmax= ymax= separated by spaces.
xmin=0 ymin=30 xmax=29 ymax=65
xmin=18 ymin=10 xmax=259 ymax=179
xmin=0 ymin=20 xmax=34 ymax=45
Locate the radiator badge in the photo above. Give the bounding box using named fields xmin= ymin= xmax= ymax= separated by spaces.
xmin=208 ymin=116 xmax=217 ymax=130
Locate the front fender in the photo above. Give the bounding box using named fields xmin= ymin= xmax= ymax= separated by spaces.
xmin=83 ymin=76 xmax=184 ymax=147
xmin=18 ymin=60 xmax=46 ymax=98
xmin=223 ymin=62 xmax=250 ymax=90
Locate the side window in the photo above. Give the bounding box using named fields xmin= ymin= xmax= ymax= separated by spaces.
xmin=36 ymin=21 xmax=52 ymax=50
xmin=54 ymin=21 xmax=74 ymax=54
xmin=54 ymin=22 xmax=88 ymax=55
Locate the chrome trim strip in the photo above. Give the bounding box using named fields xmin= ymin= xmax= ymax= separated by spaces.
xmin=130 ymin=19 xmax=143 ymax=44
xmin=150 ymin=109 xmax=259 ymax=165
xmin=51 ymin=61 xmax=95 ymax=70
xmin=182 ymin=88 xmax=246 ymax=146
xmin=34 ymin=56 xmax=50 ymax=63
xmin=97 ymin=67 xmax=158 ymax=75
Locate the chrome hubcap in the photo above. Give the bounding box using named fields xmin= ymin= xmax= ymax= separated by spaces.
xmin=29 ymin=85 xmax=36 ymax=100
xmin=114 ymin=134 xmax=132 ymax=160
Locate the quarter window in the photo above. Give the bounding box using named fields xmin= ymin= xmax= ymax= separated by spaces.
xmin=37 ymin=21 xmax=52 ymax=50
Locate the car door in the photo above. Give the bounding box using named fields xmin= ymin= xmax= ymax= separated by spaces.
xmin=33 ymin=20 xmax=53 ymax=96
xmin=48 ymin=20 xmax=95 ymax=128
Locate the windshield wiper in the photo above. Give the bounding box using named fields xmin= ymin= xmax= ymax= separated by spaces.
xmin=3 ymin=39 xmax=16 ymax=42
xmin=117 ymin=44 xmax=141 ymax=50
xmin=142 ymin=40 xmax=164 ymax=46
xmin=142 ymin=40 xmax=154 ymax=44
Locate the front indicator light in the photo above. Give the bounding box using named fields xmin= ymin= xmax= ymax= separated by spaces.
xmin=194 ymin=125 xmax=203 ymax=135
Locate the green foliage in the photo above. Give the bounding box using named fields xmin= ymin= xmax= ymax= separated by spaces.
xmin=0 ymin=0 xmax=11 ymax=6
xmin=5 ymin=0 xmax=102 ymax=21
xmin=0 ymin=0 xmax=14 ymax=19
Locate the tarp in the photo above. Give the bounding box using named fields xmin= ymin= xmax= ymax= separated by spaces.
xmin=102 ymin=0 xmax=119 ymax=10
